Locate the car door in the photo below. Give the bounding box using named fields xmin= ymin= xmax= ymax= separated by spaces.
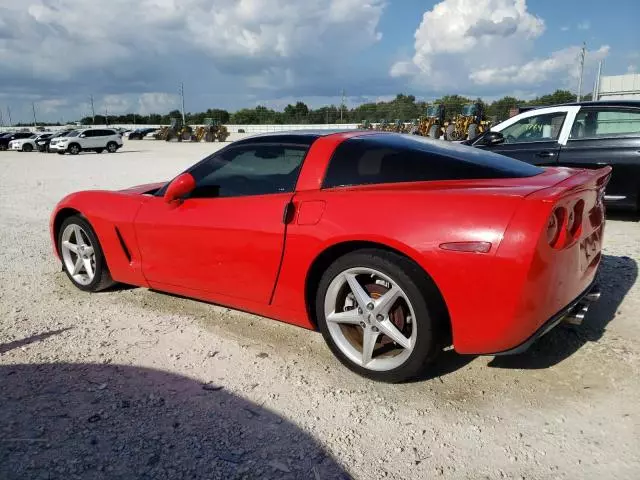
xmin=557 ymin=106 xmax=640 ymax=209
xmin=91 ymin=130 xmax=106 ymax=148
xmin=134 ymin=143 xmax=308 ymax=304
xmin=480 ymin=110 xmax=569 ymax=165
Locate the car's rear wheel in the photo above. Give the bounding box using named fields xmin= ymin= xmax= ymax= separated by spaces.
xmin=58 ymin=215 xmax=114 ymax=292
xmin=106 ymin=142 xmax=118 ymax=153
xmin=316 ymin=249 xmax=444 ymax=382
xmin=68 ymin=144 xmax=80 ymax=155
xmin=23 ymin=144 xmax=33 ymax=152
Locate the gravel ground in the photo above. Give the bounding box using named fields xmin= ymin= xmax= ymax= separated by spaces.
xmin=1 ymin=140 xmax=639 ymax=479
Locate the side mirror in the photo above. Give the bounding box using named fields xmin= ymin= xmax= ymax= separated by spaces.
xmin=164 ymin=172 xmax=196 ymax=204
xmin=79 ymin=134 xmax=86 ymax=138
xmin=480 ymin=131 xmax=504 ymax=146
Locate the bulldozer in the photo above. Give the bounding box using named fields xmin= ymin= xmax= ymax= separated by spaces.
xmin=154 ymin=118 xmax=194 ymax=142
xmin=194 ymin=118 xmax=230 ymax=142
xmin=375 ymin=119 xmax=389 ymax=131
xmin=445 ymin=102 xmax=488 ymax=141
xmin=410 ymin=104 xmax=446 ymax=138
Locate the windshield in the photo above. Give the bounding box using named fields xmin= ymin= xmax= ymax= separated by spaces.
xmin=462 ymin=104 xmax=476 ymax=116
xmin=29 ymin=134 xmax=38 ymax=139
xmin=426 ymin=105 xmax=441 ymax=117
xmin=66 ymin=130 xmax=80 ymax=137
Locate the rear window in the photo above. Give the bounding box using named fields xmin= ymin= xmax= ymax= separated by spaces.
xmin=323 ymin=134 xmax=542 ymax=188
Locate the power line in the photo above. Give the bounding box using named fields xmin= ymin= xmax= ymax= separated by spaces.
xmin=180 ymin=82 xmax=186 ymax=125
xmin=90 ymin=95 xmax=96 ymax=125
xmin=32 ymin=102 xmax=38 ymax=127
xmin=577 ymin=42 xmax=586 ymax=102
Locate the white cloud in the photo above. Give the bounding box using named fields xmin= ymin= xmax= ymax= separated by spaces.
xmin=390 ymin=0 xmax=545 ymax=89
xmin=561 ymin=26 xmax=570 ymax=32
xmin=471 ymin=45 xmax=610 ymax=86
xmin=0 ymin=0 xmax=384 ymax=82
xmin=628 ymin=65 xmax=638 ymax=74
xmin=391 ymin=0 xmax=610 ymax=95
xmin=138 ymin=93 xmax=181 ymax=115
xmin=577 ymin=20 xmax=591 ymax=31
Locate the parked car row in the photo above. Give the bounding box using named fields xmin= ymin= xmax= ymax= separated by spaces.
xmin=0 ymin=128 xmax=123 ymax=155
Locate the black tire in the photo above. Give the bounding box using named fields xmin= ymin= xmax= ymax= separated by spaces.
xmin=467 ymin=124 xmax=478 ymax=140
xmin=23 ymin=143 xmax=33 ymax=152
xmin=315 ymin=249 xmax=446 ymax=382
xmin=106 ymin=142 xmax=118 ymax=153
xmin=57 ymin=215 xmax=115 ymax=292
xmin=444 ymin=124 xmax=454 ymax=141
xmin=95 ymin=148 xmax=104 ymax=154
xmin=68 ymin=143 xmax=81 ymax=155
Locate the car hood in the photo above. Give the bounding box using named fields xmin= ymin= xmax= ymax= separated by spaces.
xmin=119 ymin=181 xmax=166 ymax=195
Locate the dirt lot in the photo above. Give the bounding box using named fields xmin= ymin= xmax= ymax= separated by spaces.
xmin=1 ymin=140 xmax=638 ymax=479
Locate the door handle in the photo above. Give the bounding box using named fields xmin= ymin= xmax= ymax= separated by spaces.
xmin=535 ymin=151 xmax=556 ymax=158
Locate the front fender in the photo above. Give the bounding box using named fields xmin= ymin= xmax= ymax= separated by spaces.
xmin=50 ymin=191 xmax=149 ymax=286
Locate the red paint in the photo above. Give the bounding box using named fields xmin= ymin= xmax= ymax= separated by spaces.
xmin=163 ymin=172 xmax=196 ymax=203
xmin=50 ymin=131 xmax=612 ymax=354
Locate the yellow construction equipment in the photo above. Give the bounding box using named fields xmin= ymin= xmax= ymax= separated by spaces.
xmin=410 ymin=104 xmax=446 ymax=138
xmin=445 ymin=102 xmax=488 ymax=141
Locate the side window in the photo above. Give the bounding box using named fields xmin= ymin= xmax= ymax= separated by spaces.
xmin=570 ymin=109 xmax=640 ymax=139
xmin=500 ymin=112 xmax=567 ymax=144
xmin=188 ymin=145 xmax=307 ymax=198
xmin=322 ymin=138 xmax=521 ymax=188
xmin=83 ymin=130 xmax=96 ymax=138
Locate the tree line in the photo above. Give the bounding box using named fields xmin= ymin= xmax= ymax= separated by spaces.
xmin=16 ymin=90 xmax=587 ymax=127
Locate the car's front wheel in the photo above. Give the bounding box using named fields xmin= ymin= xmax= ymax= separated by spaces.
xmin=58 ymin=215 xmax=114 ymax=292
xmin=68 ymin=144 xmax=80 ymax=155
xmin=316 ymin=249 xmax=444 ymax=382
xmin=106 ymin=142 xmax=118 ymax=153
xmin=23 ymin=144 xmax=33 ymax=152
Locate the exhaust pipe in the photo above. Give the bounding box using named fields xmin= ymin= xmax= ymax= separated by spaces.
xmin=564 ymin=288 xmax=601 ymax=326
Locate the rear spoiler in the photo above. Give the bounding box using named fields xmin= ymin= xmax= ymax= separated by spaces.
xmin=527 ymin=166 xmax=612 ymax=203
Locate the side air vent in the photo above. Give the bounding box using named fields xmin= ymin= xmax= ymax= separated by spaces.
xmin=114 ymin=226 xmax=132 ymax=263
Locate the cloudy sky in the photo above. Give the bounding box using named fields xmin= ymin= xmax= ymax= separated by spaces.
xmin=0 ymin=0 xmax=637 ymax=122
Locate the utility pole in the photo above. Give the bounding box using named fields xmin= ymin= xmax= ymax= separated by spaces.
xmin=90 ymin=95 xmax=96 ymax=125
xmin=0 ymin=109 xmax=4 ymax=127
xmin=577 ymin=42 xmax=586 ymax=102
xmin=105 ymin=107 xmax=109 ymax=126
xmin=7 ymin=106 xmax=12 ymax=126
xmin=179 ymin=82 xmax=186 ymax=125
xmin=32 ymin=102 xmax=38 ymax=128
xmin=592 ymin=60 xmax=603 ymax=101
xmin=340 ymin=89 xmax=346 ymax=123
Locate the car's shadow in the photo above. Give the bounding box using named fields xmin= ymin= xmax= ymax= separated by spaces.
xmin=0 ymin=362 xmax=348 ymax=480
xmin=488 ymin=254 xmax=637 ymax=369
xmin=606 ymin=210 xmax=639 ymax=222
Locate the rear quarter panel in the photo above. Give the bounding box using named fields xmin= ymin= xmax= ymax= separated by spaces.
xmin=271 ymin=186 xmax=527 ymax=341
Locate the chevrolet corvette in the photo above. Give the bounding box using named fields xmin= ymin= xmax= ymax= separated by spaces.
xmin=51 ymin=131 xmax=610 ymax=382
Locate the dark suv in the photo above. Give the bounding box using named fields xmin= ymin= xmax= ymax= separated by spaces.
xmin=467 ymin=100 xmax=640 ymax=210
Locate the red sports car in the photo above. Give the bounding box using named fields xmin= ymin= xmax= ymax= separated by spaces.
xmin=50 ymin=131 xmax=610 ymax=382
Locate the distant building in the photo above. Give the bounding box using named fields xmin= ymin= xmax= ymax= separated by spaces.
xmin=595 ymin=73 xmax=640 ymax=101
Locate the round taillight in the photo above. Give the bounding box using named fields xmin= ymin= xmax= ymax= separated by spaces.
xmin=547 ymin=207 xmax=566 ymax=247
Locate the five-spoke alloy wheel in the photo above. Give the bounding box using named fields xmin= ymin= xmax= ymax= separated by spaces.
xmin=58 ymin=215 xmax=114 ymax=292
xmin=317 ymin=249 xmax=444 ymax=382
